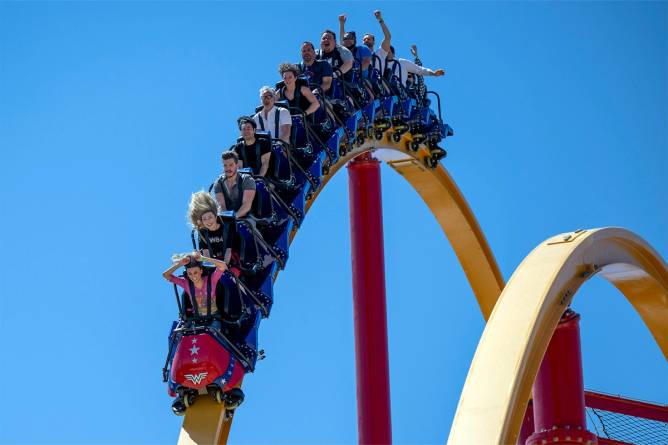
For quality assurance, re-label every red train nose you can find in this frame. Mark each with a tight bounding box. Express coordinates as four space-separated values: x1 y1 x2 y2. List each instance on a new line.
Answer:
170 333 231 389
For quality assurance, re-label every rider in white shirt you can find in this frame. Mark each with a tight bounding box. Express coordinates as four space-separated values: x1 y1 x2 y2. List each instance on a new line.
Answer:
252 86 292 144
361 10 392 74
385 45 445 86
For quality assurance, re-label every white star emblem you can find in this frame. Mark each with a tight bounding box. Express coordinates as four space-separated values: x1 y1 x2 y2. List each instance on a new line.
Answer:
192 358 199 363
190 345 200 355
191 338 198 344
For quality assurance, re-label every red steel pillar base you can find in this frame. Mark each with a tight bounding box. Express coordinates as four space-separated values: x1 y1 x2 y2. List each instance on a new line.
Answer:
347 153 392 445
527 309 597 445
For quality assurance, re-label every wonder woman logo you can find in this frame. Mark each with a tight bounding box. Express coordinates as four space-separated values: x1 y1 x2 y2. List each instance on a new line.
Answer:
184 372 208 385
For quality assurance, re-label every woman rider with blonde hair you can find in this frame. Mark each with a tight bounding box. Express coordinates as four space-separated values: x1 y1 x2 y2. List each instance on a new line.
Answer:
188 191 241 277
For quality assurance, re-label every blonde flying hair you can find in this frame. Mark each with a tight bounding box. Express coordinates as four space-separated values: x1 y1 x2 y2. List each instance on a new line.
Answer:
188 191 218 230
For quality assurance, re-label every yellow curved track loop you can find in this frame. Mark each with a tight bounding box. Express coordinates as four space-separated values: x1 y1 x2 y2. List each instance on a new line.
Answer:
447 227 668 445
177 132 506 444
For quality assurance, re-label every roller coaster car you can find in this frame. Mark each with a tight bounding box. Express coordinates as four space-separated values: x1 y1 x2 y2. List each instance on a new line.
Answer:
164 268 264 417
406 90 454 158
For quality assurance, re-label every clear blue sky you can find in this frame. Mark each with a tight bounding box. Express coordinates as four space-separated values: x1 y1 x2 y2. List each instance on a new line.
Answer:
0 2 666 444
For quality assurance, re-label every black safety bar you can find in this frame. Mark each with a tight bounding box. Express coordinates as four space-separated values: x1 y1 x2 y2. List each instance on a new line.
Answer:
385 59 410 102
426 90 443 122
286 104 335 165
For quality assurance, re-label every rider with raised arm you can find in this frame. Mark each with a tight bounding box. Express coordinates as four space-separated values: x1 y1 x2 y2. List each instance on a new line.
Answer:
362 10 392 74
385 45 445 86
316 29 354 80
298 41 333 95
232 117 271 177
338 14 372 73
213 151 256 218
252 86 291 144
162 252 228 317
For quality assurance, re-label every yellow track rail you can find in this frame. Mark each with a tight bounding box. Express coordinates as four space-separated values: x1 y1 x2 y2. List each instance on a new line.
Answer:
447 227 668 445
178 132 506 444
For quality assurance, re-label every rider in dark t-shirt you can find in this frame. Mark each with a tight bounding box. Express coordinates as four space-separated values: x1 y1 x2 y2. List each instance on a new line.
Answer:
188 191 242 276
276 63 321 119
316 30 354 81
197 218 236 261
233 117 272 176
299 41 333 94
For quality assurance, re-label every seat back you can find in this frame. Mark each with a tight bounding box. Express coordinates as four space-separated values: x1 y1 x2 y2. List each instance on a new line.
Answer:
269 141 293 183
253 179 275 222
291 114 308 149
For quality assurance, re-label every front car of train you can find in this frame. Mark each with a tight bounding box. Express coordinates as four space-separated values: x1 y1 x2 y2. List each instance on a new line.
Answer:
163 266 263 417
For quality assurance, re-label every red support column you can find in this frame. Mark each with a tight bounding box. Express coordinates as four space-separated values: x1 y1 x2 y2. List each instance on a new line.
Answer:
527 309 597 445
347 153 392 445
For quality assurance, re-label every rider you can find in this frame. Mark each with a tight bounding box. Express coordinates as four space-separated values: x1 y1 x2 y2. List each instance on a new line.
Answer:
338 15 372 73
162 252 228 318
362 10 392 75
277 63 321 118
213 151 256 218
298 41 333 95
188 190 241 277
385 45 445 86
253 86 292 144
316 29 354 81
232 117 271 176
163 252 252 343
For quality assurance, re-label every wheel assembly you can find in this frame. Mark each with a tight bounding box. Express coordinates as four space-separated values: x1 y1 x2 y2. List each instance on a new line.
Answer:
431 147 447 160
224 388 245 410
172 398 187 416
183 392 195 408
209 386 224 404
